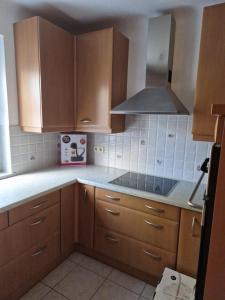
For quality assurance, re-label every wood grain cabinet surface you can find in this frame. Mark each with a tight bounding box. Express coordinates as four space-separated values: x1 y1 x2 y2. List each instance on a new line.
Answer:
14 16 75 133
61 185 75 257
0 212 8 230
78 184 95 248
192 3 225 141
95 199 179 252
95 226 176 280
75 27 129 133
176 209 202 277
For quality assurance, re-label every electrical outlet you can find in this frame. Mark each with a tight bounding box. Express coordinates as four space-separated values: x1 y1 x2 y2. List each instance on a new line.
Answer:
99 146 105 153
94 145 105 153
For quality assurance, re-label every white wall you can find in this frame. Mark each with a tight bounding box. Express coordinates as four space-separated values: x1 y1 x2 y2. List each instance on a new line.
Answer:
0 1 31 126
171 7 203 113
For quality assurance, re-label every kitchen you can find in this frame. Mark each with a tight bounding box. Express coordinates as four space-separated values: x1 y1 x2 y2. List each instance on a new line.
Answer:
0 0 224 299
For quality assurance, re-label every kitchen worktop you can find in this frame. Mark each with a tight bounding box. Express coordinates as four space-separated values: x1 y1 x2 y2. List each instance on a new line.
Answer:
0 165 205 213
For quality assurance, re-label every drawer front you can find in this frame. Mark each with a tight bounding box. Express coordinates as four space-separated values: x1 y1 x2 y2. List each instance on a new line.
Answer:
95 188 180 221
0 204 60 268
29 233 60 276
0 212 8 230
0 251 29 300
29 203 60 246
9 190 60 225
96 200 179 252
95 226 176 279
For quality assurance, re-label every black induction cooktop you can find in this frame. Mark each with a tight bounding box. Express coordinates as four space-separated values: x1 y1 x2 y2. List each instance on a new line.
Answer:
109 172 179 196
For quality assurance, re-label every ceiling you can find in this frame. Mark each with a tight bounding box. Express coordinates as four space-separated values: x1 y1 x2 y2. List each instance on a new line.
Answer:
11 0 225 20
7 0 225 32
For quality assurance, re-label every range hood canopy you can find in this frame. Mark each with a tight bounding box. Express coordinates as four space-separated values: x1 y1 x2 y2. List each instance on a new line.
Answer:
111 14 189 115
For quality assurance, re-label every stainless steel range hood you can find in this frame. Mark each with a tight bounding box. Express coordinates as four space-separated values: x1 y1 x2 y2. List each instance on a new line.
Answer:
111 15 189 115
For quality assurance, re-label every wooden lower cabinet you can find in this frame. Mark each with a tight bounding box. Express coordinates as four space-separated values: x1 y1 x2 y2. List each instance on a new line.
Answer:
0 251 29 300
95 199 179 252
78 184 95 248
61 185 75 257
0 203 60 268
176 209 202 277
95 226 176 280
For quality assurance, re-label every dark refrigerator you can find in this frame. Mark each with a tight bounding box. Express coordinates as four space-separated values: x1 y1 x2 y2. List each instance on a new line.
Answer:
195 143 221 300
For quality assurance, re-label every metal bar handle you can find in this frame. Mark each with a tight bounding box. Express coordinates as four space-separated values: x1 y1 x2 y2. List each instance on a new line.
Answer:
105 208 120 216
31 201 46 210
145 205 165 213
30 217 46 226
83 188 87 201
80 118 92 123
143 249 161 260
192 216 200 237
105 195 120 201
105 235 119 243
144 219 163 229
31 246 47 257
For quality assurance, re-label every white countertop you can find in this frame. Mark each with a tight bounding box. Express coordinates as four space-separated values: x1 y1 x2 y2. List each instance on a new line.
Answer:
0 165 205 213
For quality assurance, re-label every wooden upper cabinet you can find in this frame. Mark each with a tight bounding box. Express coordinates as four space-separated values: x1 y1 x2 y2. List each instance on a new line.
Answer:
14 16 75 133
192 3 225 141
76 27 129 133
176 209 202 278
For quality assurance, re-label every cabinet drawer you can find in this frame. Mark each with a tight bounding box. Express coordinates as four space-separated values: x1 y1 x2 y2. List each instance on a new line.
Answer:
95 188 180 221
95 226 176 279
95 200 179 252
0 212 8 230
0 204 60 267
9 190 60 225
30 233 60 276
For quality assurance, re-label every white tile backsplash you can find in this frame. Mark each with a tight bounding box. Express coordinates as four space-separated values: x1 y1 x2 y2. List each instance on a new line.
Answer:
9 126 59 174
88 115 212 182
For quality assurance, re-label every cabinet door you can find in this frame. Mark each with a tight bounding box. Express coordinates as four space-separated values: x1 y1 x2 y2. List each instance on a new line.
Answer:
192 3 225 141
0 252 29 300
78 184 95 248
61 185 75 256
14 16 74 133
76 28 113 132
176 209 201 277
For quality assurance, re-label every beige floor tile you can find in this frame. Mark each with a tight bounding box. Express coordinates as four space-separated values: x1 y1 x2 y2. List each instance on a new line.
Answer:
92 280 139 300
108 269 145 294
141 284 156 299
68 251 86 264
79 255 113 277
54 265 104 300
20 282 50 300
43 290 68 300
42 259 75 287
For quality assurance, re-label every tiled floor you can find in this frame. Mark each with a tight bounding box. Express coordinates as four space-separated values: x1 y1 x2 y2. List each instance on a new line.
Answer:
20 252 156 300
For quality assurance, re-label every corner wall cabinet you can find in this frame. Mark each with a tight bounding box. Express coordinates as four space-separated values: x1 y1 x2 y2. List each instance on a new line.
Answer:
192 3 225 141
14 17 129 134
14 16 75 133
75 27 129 133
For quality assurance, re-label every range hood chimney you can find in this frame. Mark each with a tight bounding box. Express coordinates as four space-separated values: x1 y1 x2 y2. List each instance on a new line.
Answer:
111 15 189 115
